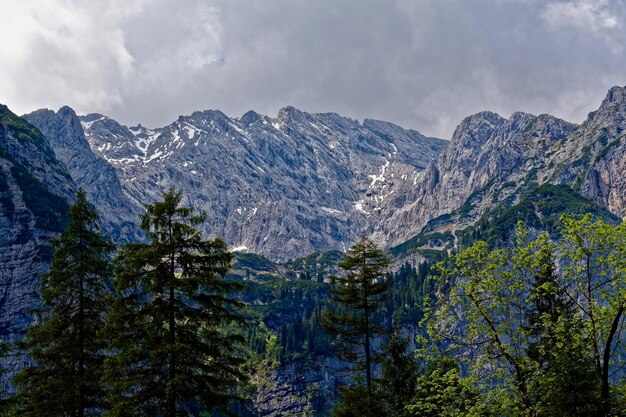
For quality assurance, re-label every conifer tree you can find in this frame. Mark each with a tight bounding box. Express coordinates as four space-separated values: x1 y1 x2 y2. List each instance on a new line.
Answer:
379 334 418 416
526 241 600 416
13 189 113 417
323 236 391 401
103 189 245 417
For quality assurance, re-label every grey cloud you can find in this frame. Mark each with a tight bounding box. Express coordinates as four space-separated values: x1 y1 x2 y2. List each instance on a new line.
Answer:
1 0 625 138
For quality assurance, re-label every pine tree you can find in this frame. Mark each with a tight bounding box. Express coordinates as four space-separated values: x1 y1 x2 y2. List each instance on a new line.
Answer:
527 236 600 416
13 189 113 416
525 240 568 366
323 236 391 401
103 189 246 417
379 334 418 416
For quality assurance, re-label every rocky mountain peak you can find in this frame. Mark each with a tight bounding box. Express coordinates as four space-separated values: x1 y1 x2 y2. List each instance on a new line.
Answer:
449 111 506 148
81 113 106 123
604 85 626 105
509 111 536 126
590 85 626 134
277 106 307 124
22 107 143 242
240 110 263 126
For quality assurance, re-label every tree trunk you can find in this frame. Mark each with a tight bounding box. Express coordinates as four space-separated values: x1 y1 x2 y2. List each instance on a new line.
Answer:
600 304 625 417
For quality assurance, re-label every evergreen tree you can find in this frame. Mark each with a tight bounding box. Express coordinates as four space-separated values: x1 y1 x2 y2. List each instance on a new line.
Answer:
103 189 245 417
379 334 418 416
526 240 600 416
331 385 388 417
323 236 391 401
13 189 113 416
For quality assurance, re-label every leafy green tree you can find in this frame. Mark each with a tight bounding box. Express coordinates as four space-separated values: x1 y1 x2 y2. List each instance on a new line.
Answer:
322 236 391 401
13 189 114 417
528 316 600 417
103 189 246 417
560 214 626 416
402 356 487 417
429 226 539 415
428 218 622 416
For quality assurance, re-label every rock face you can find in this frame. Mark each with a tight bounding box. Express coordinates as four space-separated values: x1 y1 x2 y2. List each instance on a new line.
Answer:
370 110 578 242
251 358 339 417
27 106 446 260
545 86 626 213
22 107 142 242
371 86 626 241
0 104 75 392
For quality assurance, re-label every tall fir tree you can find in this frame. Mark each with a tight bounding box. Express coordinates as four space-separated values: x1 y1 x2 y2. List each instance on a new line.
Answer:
103 189 246 417
526 240 600 417
323 236 391 404
13 189 114 417
379 334 418 416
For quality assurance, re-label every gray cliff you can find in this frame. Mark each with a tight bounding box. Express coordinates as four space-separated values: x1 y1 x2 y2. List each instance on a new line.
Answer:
0 105 75 392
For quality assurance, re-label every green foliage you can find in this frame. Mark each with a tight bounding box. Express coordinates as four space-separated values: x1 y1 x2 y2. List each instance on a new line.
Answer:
426 216 626 416
103 189 246 417
331 385 388 417
286 250 345 280
13 189 114 417
402 357 487 417
379 334 419 416
386 261 434 326
239 256 435 381
529 317 600 417
429 227 538 414
235 252 277 273
389 232 453 258
559 214 626 415
525 235 601 416
0 104 49 155
241 275 334 363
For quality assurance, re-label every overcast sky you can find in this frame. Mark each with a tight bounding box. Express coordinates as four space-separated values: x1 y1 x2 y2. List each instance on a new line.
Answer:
1 0 625 138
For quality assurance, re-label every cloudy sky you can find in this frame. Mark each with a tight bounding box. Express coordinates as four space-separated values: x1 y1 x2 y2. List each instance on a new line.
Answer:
1 0 625 138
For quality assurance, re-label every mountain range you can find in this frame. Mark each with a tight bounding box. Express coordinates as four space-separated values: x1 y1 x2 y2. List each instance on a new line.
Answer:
17 86 626 262
23 105 446 260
